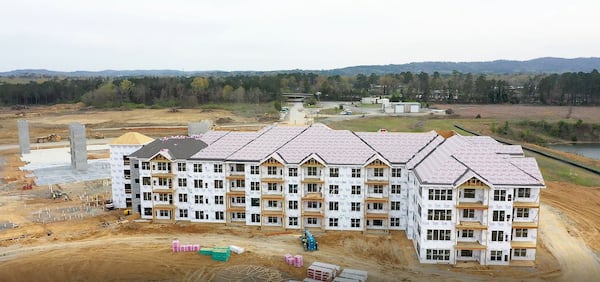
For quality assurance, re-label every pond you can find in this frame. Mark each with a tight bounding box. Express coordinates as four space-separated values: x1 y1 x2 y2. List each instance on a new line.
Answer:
548 143 600 160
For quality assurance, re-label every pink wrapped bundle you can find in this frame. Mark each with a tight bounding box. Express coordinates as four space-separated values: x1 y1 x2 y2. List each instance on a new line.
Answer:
294 255 303 267
172 240 180 253
193 244 200 251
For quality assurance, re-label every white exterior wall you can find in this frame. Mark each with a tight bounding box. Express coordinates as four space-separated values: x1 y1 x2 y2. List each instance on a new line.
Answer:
285 165 301 229
109 144 143 209
245 163 262 226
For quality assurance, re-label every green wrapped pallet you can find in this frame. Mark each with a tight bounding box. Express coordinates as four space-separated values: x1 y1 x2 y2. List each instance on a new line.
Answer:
199 248 213 255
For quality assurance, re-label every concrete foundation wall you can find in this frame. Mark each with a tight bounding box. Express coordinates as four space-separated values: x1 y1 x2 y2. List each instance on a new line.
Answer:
17 119 30 154
69 123 88 170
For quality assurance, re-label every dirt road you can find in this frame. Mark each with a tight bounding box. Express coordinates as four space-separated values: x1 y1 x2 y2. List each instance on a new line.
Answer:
539 204 600 281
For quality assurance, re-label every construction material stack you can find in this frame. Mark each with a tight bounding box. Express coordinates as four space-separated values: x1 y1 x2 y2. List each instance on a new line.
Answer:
306 262 340 282
211 246 231 262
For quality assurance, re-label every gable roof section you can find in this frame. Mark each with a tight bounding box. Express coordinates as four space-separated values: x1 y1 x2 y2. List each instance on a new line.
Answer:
129 136 208 160
414 135 543 187
356 131 438 164
228 126 307 161
190 131 259 160
110 132 154 145
277 124 375 165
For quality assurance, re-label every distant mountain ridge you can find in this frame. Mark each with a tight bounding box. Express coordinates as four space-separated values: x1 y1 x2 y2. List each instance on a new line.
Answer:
2 57 599 77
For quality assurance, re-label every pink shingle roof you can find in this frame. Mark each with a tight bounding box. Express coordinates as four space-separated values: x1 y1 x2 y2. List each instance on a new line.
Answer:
228 126 307 161
357 131 439 164
414 135 543 186
191 131 259 160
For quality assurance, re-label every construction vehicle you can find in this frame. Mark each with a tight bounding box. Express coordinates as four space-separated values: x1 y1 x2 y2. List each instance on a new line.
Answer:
36 133 61 143
94 132 105 139
104 200 114 210
300 229 319 251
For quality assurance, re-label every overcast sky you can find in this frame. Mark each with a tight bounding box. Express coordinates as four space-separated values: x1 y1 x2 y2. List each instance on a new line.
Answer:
1 0 599 71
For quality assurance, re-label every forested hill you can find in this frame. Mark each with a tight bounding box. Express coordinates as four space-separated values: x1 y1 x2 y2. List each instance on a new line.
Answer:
2 57 599 77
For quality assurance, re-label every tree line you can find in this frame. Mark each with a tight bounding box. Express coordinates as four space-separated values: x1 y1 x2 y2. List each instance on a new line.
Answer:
1 70 599 107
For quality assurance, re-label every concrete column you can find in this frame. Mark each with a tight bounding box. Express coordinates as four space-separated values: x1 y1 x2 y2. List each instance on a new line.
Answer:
188 120 212 136
17 119 30 154
69 123 88 170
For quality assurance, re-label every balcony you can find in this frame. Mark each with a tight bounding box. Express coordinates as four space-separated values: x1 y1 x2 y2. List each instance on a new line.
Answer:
262 209 284 216
301 192 323 201
226 205 246 212
512 221 538 229
301 174 324 183
456 201 488 209
365 212 389 219
455 241 487 250
513 201 539 208
153 186 174 193
511 241 537 249
226 174 246 180
456 221 487 230
302 210 323 217
365 178 389 185
154 201 174 208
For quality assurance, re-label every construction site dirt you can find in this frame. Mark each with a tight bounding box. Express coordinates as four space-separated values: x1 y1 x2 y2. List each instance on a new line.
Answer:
1 105 600 281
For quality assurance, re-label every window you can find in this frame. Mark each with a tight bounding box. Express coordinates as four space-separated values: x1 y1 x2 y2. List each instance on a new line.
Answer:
194 179 203 188
142 177 151 185
251 198 260 207
391 201 401 211
231 196 245 204
178 178 187 187
214 196 224 205
490 250 502 261
144 208 152 216
231 212 245 220
390 217 400 227
328 201 339 211
233 179 245 188
515 208 530 218
214 164 223 173
391 168 401 177
351 185 361 195
141 162 150 170
195 211 204 219
250 166 259 175
179 209 188 218
250 182 260 191
267 166 277 175
251 213 260 223
289 217 298 226
427 209 452 220
460 250 473 257
307 217 318 225
491 231 504 242
157 162 169 171
267 183 279 192
494 190 507 201
463 189 476 198
461 230 474 238
514 249 527 257
329 218 339 227
288 167 298 177
307 167 318 176
428 189 453 200
369 202 384 210
195 195 203 204
492 210 506 222
234 164 244 172
515 228 528 238
351 218 361 228
307 201 320 209
351 168 361 178
158 210 170 217
426 249 450 261
178 194 188 203
372 185 383 194
391 185 401 194
215 211 224 220
329 168 339 177
307 183 319 193
351 202 361 211
517 188 531 198
143 192 152 201
177 163 186 172
329 185 339 194
214 180 223 189
426 229 451 241
462 209 475 218
267 200 279 208
193 163 202 173
288 200 298 210
157 177 171 187
288 184 298 194
373 168 384 177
